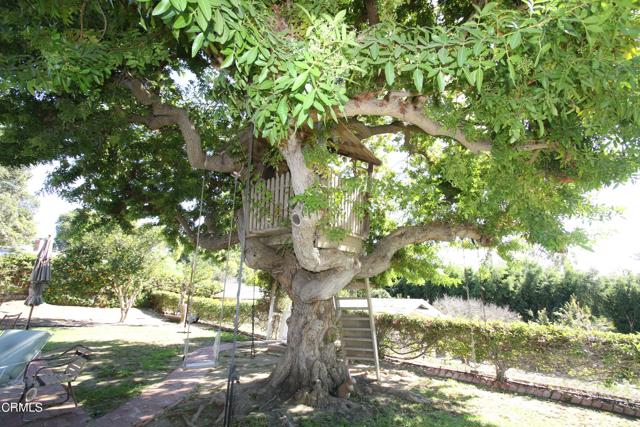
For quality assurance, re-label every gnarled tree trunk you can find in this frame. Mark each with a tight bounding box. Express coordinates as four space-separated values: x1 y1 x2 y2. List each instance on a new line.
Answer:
263 286 349 406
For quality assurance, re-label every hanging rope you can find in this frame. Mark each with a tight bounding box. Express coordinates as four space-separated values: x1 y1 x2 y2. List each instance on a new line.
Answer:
223 123 254 427
184 171 207 328
211 173 240 362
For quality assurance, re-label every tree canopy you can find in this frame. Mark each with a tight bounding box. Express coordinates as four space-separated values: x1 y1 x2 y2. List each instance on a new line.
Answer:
0 166 37 247
1 0 639 406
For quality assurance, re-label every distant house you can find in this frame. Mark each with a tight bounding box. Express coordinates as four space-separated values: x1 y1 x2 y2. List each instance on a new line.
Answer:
211 279 264 301
338 298 443 318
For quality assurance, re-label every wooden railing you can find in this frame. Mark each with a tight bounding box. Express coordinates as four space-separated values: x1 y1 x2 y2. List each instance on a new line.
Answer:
247 171 366 238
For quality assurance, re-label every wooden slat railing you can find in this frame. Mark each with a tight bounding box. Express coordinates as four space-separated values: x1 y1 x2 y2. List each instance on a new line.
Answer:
248 171 366 237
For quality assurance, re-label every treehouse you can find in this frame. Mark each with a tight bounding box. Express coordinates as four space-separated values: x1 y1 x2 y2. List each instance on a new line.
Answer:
247 124 381 254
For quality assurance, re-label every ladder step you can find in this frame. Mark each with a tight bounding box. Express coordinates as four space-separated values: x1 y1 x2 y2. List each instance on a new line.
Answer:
340 316 370 321
338 306 369 310
344 347 374 352
342 327 372 331
342 337 373 342
346 356 377 361
336 297 368 300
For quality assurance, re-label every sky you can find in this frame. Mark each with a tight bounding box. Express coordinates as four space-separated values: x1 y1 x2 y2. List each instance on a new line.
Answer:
27 162 640 275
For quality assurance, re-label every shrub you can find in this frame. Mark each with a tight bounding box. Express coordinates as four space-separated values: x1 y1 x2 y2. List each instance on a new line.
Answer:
375 313 640 384
432 295 521 322
0 251 35 302
149 291 265 328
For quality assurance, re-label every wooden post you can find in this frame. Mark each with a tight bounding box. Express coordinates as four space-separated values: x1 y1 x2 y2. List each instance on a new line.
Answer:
362 163 375 238
265 280 278 340
364 277 381 381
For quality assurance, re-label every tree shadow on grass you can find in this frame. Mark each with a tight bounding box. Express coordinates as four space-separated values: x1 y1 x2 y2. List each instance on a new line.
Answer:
38 333 239 418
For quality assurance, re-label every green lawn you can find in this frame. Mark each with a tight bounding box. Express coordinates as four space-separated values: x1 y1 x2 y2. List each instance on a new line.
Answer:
34 324 239 418
244 377 637 427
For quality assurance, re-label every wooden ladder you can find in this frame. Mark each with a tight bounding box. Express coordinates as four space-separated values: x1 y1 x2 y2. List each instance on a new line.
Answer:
335 278 381 381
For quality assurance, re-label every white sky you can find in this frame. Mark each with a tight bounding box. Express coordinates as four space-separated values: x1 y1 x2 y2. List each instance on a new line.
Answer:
27 162 640 274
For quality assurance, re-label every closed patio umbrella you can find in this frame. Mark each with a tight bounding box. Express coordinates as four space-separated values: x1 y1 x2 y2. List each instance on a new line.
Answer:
24 235 53 330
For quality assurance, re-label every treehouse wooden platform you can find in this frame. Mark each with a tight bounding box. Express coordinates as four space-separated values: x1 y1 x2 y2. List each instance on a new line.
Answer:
247 125 381 254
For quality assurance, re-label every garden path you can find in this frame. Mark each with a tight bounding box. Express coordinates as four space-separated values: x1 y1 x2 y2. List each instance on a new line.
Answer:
0 300 168 328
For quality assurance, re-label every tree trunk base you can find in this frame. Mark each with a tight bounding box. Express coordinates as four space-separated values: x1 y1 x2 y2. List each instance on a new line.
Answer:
219 298 349 422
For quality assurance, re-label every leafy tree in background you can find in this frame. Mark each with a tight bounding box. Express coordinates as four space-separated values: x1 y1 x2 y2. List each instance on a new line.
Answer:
0 166 37 247
1 0 639 407
53 222 167 322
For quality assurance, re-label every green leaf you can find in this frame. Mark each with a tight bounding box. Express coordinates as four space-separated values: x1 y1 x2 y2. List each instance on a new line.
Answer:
170 0 187 12
295 110 307 128
220 54 234 69
384 62 395 86
476 68 483 91
214 9 224 35
173 15 190 29
247 47 258 64
277 98 289 125
195 11 209 31
456 48 467 68
437 47 449 65
369 42 379 60
507 32 522 49
197 0 212 21
291 71 309 91
436 71 446 93
464 68 476 86
191 33 205 57
413 68 424 92
302 90 315 110
152 0 171 16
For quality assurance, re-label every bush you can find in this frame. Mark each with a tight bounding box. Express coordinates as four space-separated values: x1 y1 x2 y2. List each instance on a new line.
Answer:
149 291 265 328
432 295 521 322
376 313 640 384
385 262 640 333
0 251 35 302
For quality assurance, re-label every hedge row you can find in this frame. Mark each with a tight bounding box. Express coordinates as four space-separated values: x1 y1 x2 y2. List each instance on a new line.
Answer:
375 313 640 384
150 291 265 328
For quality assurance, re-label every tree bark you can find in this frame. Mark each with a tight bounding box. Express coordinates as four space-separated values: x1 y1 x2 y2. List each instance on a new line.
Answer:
264 294 349 405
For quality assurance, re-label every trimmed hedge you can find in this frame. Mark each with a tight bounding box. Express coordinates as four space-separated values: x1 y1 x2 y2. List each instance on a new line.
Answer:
150 291 265 327
375 313 640 384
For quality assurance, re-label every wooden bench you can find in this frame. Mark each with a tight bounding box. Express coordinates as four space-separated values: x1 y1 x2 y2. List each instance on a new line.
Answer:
19 345 92 408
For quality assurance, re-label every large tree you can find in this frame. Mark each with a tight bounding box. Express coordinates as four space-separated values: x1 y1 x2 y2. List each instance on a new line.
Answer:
0 166 37 247
1 0 639 413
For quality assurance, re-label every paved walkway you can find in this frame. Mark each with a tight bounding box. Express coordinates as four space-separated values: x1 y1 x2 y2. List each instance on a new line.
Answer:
0 301 168 328
90 343 234 427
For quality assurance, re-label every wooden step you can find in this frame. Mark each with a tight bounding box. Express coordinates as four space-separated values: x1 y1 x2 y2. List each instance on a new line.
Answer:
344 347 374 352
341 327 371 331
340 316 369 321
336 297 367 300
342 337 373 342
345 356 377 361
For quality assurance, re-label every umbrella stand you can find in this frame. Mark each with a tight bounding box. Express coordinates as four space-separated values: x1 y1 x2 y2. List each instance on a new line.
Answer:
25 305 35 330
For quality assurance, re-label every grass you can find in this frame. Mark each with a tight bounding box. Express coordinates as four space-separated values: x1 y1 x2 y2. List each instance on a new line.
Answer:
241 377 638 427
33 323 240 418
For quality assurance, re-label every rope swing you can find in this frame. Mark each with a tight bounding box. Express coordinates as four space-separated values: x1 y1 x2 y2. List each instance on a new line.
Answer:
223 124 254 427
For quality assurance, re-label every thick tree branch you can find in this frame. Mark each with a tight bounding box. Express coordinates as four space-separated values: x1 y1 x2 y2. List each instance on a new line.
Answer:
357 222 489 278
280 134 360 273
175 213 239 251
342 93 551 153
122 78 239 173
